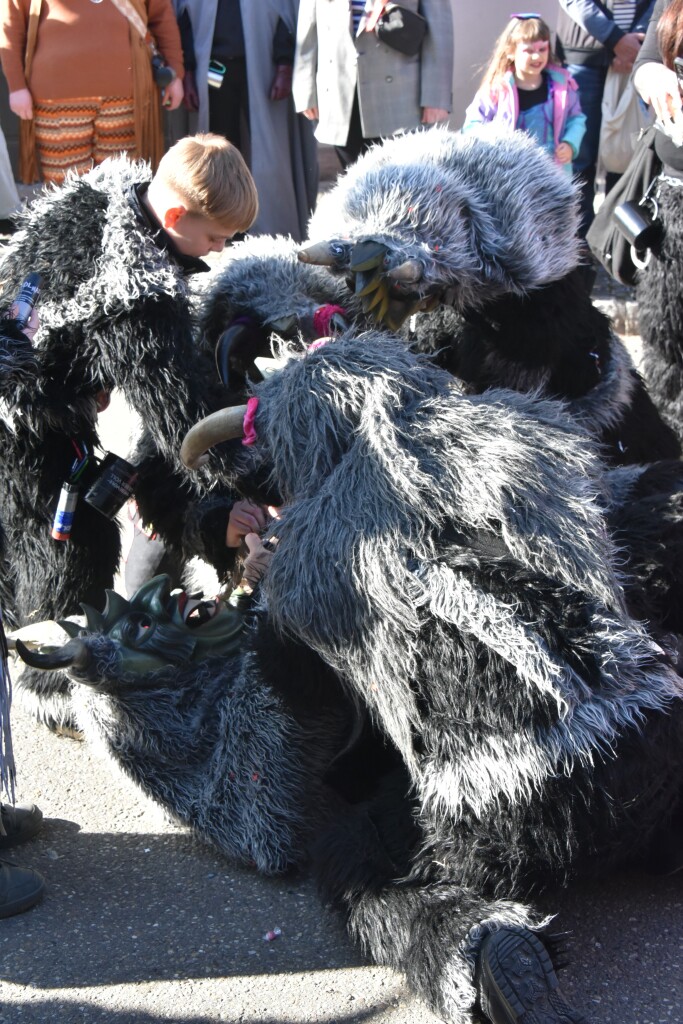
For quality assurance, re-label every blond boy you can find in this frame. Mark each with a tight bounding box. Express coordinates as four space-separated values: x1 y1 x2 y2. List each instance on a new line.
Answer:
0 133 258 735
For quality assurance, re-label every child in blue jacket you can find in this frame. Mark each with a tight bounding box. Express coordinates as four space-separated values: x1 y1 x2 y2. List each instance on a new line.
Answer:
463 13 586 174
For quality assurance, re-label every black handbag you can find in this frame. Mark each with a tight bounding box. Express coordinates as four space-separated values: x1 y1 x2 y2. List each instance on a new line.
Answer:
586 122 662 286
372 3 428 57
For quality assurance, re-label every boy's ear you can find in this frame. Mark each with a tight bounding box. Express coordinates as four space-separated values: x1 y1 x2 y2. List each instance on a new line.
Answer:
164 205 188 229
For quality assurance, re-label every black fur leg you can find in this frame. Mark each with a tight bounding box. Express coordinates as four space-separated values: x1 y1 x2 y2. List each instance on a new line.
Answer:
477 928 591 1024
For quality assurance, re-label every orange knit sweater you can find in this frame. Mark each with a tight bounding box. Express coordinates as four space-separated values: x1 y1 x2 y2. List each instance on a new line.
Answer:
0 0 183 101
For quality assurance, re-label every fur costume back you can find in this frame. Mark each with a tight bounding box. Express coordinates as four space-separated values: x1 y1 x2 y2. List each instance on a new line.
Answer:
0 158 237 726
302 127 680 465
25 330 683 1023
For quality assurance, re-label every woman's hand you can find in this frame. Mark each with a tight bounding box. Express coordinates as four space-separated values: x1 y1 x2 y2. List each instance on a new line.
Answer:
634 61 683 127
302 107 319 120
9 88 33 120
161 76 184 111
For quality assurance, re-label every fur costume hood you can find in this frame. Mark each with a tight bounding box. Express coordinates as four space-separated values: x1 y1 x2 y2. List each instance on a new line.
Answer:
307 127 582 310
1 157 189 334
195 234 356 348
205 333 682 821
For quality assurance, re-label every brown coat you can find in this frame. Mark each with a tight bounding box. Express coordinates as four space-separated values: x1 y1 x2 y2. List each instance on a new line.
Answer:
0 0 183 182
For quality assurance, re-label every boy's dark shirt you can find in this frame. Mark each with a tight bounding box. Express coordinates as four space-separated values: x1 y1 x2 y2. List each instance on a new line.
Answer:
129 182 210 276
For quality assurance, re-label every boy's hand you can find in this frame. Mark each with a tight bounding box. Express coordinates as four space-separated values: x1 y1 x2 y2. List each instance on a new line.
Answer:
226 500 268 548
555 142 573 164
242 532 276 588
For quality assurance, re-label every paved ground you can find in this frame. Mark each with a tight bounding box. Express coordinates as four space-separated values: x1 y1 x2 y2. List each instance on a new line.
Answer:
1 159 681 1024
3 644 683 1024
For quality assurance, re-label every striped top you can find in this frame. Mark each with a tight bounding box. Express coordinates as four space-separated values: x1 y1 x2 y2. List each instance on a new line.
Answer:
351 0 367 34
612 1 637 30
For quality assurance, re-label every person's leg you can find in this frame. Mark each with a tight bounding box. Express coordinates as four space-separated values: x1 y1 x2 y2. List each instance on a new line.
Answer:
208 58 249 153
33 98 99 185
0 129 20 223
92 96 136 166
335 91 380 168
566 64 607 237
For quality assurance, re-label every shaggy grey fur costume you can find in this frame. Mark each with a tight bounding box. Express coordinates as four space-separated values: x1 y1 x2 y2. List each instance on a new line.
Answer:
22 332 683 1023
195 227 683 648
302 127 680 465
0 158 237 728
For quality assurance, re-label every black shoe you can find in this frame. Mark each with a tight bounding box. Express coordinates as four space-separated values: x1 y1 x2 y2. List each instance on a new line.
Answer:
0 859 45 918
0 803 43 850
477 927 591 1024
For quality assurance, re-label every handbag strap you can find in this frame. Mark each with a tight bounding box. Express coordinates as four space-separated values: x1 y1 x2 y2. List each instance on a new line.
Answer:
108 0 147 42
365 0 389 32
24 0 43 81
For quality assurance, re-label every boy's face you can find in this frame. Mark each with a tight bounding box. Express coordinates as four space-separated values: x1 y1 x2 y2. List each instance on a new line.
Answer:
166 209 236 258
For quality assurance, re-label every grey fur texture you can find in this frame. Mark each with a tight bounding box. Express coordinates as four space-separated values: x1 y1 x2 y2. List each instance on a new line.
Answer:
68 635 324 874
196 234 352 339
229 332 682 814
309 127 582 307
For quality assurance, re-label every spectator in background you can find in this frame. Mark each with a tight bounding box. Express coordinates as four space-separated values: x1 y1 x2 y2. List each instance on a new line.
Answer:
293 0 453 169
462 14 586 176
176 0 318 242
632 0 683 443
556 0 655 236
0 127 20 234
0 0 184 186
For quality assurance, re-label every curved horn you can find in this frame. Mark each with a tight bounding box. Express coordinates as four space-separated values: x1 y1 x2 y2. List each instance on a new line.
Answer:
387 260 423 284
297 242 338 266
15 637 90 672
180 406 248 470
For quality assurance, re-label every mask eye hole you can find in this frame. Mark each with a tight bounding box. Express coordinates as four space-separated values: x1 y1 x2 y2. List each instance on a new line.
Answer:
122 612 156 646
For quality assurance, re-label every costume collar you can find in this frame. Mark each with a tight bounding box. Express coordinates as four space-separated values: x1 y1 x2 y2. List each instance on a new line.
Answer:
129 182 210 276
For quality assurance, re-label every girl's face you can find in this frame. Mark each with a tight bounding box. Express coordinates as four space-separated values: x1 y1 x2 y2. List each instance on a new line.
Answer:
509 39 549 81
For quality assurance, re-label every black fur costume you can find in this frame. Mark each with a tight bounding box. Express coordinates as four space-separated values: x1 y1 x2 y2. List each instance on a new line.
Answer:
20 332 683 1024
636 180 683 445
0 159 238 727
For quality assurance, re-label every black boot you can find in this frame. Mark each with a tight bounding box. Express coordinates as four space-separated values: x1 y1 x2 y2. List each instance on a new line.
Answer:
477 927 592 1024
0 859 45 918
0 803 43 850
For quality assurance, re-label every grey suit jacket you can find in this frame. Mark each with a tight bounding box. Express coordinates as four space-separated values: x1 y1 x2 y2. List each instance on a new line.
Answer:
293 0 453 145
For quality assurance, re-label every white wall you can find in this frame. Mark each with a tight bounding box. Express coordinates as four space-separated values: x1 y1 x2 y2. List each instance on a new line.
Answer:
449 0 559 126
